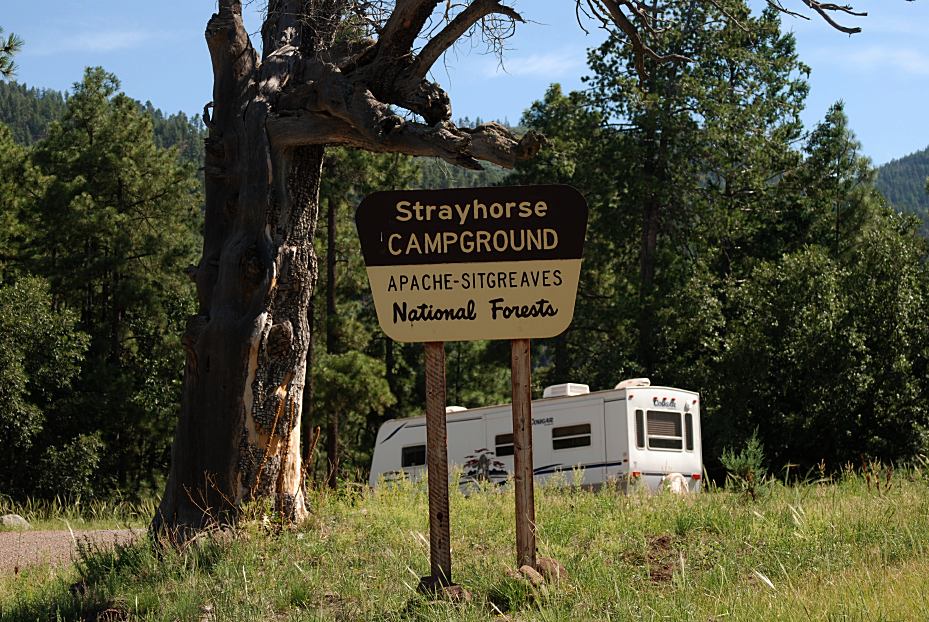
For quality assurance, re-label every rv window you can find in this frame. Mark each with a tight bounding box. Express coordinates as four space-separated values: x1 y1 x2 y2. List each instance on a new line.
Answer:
495 433 514 457
635 410 645 449
685 412 694 451
646 410 683 451
401 444 426 467
552 423 591 450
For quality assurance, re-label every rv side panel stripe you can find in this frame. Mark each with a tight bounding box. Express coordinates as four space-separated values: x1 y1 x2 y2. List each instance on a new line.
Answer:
532 460 627 476
379 423 407 444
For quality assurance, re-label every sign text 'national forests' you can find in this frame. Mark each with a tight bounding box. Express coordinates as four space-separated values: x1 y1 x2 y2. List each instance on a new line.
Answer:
355 185 588 342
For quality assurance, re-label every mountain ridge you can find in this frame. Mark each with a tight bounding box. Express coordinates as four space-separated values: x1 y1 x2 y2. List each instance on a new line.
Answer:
875 145 929 235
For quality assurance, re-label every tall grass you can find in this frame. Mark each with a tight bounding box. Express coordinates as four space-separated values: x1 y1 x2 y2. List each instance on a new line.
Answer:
3 467 929 621
0 494 156 531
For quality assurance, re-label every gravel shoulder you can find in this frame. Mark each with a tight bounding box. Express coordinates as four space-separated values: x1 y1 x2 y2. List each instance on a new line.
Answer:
0 529 142 574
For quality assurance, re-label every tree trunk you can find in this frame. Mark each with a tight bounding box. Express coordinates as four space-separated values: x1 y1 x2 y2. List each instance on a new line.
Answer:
637 126 660 373
384 338 398 420
325 410 339 489
155 143 323 535
325 196 339 488
154 6 321 537
302 296 316 469
637 112 669 374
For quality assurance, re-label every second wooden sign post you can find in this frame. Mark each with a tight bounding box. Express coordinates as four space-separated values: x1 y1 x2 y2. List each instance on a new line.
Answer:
356 185 588 588
510 337 535 568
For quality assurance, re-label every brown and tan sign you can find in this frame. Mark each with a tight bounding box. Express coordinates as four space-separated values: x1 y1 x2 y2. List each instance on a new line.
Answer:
355 185 588 342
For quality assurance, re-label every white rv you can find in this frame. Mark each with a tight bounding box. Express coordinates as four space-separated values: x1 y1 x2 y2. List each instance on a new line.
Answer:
369 379 703 492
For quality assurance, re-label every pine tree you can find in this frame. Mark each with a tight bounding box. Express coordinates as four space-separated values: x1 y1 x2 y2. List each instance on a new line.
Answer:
0 28 22 79
17 68 202 494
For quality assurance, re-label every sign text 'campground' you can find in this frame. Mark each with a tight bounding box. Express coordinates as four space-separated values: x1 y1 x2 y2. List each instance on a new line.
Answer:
355 185 588 342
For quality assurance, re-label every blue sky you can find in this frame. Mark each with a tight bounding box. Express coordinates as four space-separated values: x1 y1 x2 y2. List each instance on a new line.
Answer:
4 1 927 165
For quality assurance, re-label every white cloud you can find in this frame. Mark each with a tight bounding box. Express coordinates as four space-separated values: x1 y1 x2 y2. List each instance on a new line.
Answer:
481 50 584 79
28 29 165 56
861 16 928 36
831 45 929 77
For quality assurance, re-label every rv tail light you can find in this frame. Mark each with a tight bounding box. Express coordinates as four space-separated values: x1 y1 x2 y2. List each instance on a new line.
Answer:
631 471 641 478
691 473 701 480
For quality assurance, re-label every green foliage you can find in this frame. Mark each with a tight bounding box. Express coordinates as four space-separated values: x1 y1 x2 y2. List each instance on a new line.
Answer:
511 1 810 387
720 431 767 499
770 102 883 261
0 123 43 275
36 433 106 499
0 277 88 495
20 68 201 495
713 211 929 470
311 351 396 472
0 78 205 161
507 83 638 389
143 101 206 168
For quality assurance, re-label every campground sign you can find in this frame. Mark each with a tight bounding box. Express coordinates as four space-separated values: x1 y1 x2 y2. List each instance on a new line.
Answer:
356 183 588 588
355 185 588 342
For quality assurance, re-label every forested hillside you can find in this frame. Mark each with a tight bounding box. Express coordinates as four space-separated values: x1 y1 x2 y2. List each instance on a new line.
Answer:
876 146 929 234
0 79 206 164
0 80 65 144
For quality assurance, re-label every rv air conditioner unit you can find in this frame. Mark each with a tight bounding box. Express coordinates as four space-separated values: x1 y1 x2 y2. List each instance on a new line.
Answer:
615 378 651 390
542 383 590 398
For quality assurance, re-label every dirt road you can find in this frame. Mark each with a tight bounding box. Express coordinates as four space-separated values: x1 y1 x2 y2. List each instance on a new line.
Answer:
0 529 141 574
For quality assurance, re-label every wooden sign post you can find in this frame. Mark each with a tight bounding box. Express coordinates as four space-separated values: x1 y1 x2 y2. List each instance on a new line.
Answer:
423 341 452 586
510 338 535 567
356 185 587 583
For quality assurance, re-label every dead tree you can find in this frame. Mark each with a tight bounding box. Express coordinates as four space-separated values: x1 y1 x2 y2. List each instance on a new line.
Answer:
153 0 874 537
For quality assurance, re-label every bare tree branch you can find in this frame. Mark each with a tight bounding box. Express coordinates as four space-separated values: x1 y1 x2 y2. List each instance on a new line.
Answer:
270 67 543 170
206 4 257 115
269 111 543 168
589 0 692 81
764 0 811 21
816 2 867 17
376 0 443 61
705 0 751 33
408 0 524 79
800 0 864 34
271 0 875 173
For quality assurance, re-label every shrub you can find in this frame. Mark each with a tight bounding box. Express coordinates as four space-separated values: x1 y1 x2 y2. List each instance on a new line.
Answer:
720 431 767 500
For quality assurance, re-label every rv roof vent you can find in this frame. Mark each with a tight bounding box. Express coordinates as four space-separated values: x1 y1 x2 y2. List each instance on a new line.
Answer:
542 383 590 399
615 378 651 390
445 406 468 414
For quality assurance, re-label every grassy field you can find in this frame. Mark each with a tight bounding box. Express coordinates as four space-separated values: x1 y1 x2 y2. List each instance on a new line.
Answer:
3 470 929 621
